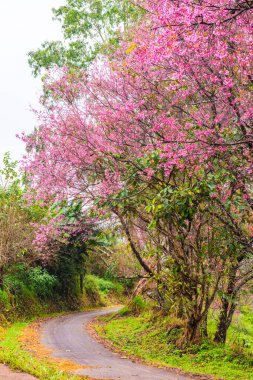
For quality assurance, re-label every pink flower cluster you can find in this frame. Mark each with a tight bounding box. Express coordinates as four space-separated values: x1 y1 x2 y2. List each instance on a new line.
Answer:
22 0 253 227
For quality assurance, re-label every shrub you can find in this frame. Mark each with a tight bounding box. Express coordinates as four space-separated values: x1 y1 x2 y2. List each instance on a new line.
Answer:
0 289 11 313
27 267 58 300
118 306 131 316
2 265 58 319
90 275 124 295
130 296 146 315
4 266 58 300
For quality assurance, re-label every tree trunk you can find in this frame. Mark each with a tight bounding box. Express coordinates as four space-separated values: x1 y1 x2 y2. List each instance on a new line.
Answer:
0 267 4 289
214 299 229 343
185 315 202 343
214 299 237 343
201 313 208 338
214 265 238 344
80 273 84 294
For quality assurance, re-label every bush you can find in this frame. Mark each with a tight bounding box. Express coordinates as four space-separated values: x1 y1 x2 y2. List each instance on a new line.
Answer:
13 286 42 317
82 275 125 306
4 266 58 300
0 285 42 320
118 306 131 316
27 267 58 300
0 289 11 313
89 275 124 295
0 265 59 320
130 296 146 315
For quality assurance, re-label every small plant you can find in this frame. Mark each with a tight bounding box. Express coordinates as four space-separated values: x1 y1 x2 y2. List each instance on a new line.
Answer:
130 296 146 315
118 306 130 316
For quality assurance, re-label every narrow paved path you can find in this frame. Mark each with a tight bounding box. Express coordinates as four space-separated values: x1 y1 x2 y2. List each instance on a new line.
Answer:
0 364 36 380
41 308 207 380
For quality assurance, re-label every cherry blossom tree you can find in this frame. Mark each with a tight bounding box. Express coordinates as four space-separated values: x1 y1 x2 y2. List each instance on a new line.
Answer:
23 0 253 342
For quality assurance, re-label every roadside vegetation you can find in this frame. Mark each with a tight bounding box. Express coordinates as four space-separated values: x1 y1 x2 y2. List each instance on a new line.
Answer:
0 153 130 324
94 298 253 380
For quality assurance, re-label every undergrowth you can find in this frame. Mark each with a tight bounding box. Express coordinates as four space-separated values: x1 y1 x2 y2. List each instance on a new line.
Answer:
84 275 124 305
94 300 253 380
0 273 124 324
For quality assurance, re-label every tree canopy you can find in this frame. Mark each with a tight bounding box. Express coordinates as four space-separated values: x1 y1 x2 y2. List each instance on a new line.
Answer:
28 0 140 76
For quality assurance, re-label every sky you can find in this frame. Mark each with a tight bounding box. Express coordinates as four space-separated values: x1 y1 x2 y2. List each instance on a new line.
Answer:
0 0 64 162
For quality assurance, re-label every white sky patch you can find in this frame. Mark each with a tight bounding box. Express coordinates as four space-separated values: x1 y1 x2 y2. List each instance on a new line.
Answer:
0 0 64 162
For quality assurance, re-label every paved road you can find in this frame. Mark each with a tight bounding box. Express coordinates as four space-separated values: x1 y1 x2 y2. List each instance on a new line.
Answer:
41 308 208 380
0 364 36 380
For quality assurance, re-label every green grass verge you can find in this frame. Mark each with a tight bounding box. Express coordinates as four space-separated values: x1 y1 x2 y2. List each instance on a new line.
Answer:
0 321 86 379
94 309 253 380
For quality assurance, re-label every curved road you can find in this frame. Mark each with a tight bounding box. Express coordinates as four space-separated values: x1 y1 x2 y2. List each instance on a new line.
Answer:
41 308 207 380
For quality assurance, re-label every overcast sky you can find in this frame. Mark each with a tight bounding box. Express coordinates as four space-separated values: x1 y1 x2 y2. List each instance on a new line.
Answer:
0 0 64 162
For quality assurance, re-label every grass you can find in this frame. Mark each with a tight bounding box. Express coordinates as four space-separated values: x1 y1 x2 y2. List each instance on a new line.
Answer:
0 321 87 379
87 275 124 296
227 306 253 352
93 307 253 380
